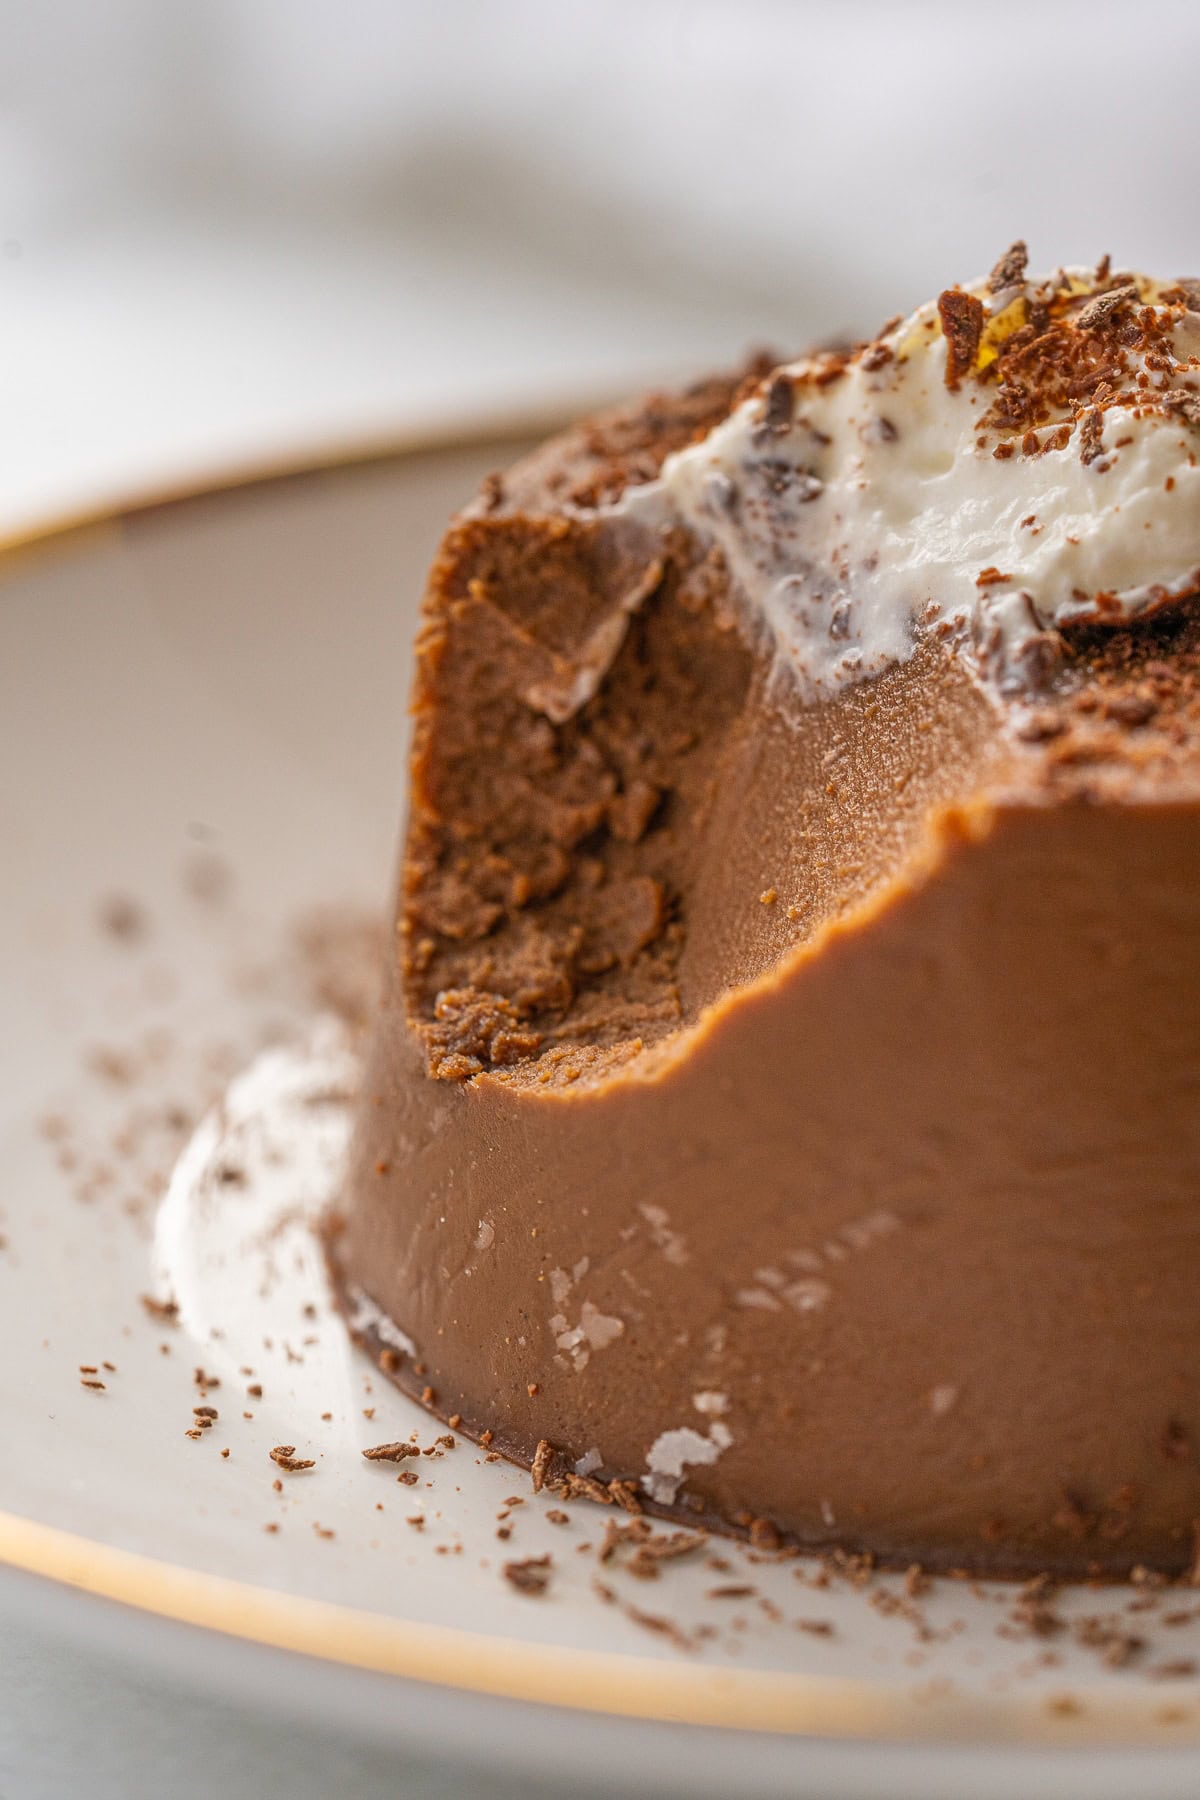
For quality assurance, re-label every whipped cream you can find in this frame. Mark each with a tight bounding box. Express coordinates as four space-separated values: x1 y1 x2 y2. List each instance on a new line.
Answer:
626 253 1200 699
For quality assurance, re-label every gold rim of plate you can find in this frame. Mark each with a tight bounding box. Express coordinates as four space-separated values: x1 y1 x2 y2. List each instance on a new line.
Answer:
1 426 1197 1749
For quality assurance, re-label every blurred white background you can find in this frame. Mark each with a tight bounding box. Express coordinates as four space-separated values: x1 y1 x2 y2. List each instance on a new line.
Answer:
1 0 1197 528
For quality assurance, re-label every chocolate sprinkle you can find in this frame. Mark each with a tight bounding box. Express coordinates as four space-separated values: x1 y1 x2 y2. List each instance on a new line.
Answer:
1075 285 1138 331
761 373 796 435
937 289 986 390
503 1554 553 1596
269 1445 315 1472
988 240 1029 294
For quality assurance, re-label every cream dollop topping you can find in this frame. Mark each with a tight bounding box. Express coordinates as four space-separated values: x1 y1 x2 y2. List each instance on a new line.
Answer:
630 254 1200 698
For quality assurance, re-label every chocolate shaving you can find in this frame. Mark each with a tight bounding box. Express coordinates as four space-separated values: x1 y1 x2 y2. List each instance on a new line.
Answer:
479 472 505 514
937 289 985 390
269 1445 315 1472
503 1554 553 1596
607 1478 643 1515
761 373 795 435
1075 285 1138 331
530 1437 556 1494
1164 391 1200 428
860 341 893 373
988 240 1028 294
599 1518 652 1563
1079 408 1106 467
362 1441 420 1463
139 1293 179 1324
548 1471 614 1506
620 1604 696 1653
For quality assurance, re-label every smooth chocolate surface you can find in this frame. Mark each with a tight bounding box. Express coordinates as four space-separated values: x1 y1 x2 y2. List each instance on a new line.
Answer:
331 366 1200 1577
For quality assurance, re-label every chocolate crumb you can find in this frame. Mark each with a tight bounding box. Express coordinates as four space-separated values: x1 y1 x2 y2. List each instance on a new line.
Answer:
480 472 506 514
548 1471 613 1507
1076 284 1138 330
269 1445 315 1473
503 1554 553 1595
761 373 795 436
607 1479 643 1515
530 1438 556 1494
1079 408 1106 467
139 1294 179 1324
620 1603 696 1653
1045 1695 1083 1718
98 894 148 943
937 289 985 389
362 1441 420 1463
748 1517 782 1552
988 240 1029 294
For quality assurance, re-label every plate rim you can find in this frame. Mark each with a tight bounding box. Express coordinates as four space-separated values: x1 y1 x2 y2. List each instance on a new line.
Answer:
0 396 588 560
3 1503 1197 1750
4 436 1199 1754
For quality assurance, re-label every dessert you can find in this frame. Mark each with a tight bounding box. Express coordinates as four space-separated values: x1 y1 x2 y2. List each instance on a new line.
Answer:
330 249 1200 1576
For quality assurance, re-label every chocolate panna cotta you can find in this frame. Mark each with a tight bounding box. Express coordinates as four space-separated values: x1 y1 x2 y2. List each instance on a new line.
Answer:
329 248 1200 1577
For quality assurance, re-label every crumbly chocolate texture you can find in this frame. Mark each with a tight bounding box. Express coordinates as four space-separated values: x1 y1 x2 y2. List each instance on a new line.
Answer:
402 363 768 1085
334 337 1200 1578
401 350 1200 1086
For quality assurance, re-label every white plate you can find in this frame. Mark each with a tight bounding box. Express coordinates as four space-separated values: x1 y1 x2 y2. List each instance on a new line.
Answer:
2 443 1200 1800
